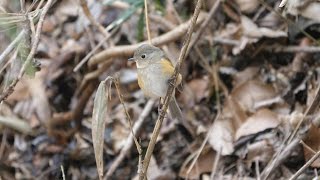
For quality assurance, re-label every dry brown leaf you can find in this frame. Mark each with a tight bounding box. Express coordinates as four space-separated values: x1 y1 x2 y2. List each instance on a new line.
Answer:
27 74 51 124
235 108 279 140
208 96 247 155
186 77 209 102
235 0 259 14
233 67 260 87
92 81 108 179
6 79 30 102
303 124 320 167
232 80 277 112
179 148 216 179
224 96 248 126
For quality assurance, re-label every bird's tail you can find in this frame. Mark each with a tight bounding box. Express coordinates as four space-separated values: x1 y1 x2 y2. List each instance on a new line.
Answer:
169 97 183 121
168 97 195 136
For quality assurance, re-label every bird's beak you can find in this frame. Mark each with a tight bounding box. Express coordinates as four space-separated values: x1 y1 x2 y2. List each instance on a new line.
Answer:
128 57 135 61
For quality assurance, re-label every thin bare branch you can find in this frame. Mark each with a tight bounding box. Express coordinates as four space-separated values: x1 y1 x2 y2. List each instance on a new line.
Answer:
0 0 54 102
140 0 203 179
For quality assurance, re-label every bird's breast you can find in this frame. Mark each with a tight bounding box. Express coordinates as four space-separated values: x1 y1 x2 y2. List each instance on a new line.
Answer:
137 64 170 98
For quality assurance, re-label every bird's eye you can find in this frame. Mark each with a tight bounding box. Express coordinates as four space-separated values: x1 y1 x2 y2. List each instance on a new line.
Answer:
141 54 146 59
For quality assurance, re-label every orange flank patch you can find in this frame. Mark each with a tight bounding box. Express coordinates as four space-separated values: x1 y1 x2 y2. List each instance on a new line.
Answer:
137 75 144 89
160 58 182 86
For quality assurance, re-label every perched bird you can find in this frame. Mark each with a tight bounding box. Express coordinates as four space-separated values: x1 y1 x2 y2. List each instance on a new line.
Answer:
128 44 183 122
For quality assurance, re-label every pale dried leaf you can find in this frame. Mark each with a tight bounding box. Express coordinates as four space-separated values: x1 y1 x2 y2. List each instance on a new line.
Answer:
232 80 277 112
246 140 274 163
28 74 51 124
241 16 287 38
233 67 260 87
92 81 108 178
300 2 320 21
208 118 234 155
147 156 175 179
235 0 259 13
235 109 280 140
0 115 32 134
186 77 209 102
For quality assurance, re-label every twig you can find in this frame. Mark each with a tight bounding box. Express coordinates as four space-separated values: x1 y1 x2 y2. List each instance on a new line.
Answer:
261 138 301 180
266 46 320 53
0 128 7 159
210 148 221 180
255 159 261 180
60 165 66 180
74 1 119 72
288 82 320 144
289 150 320 180
187 113 220 177
88 13 205 66
73 27 118 72
261 80 320 179
258 0 319 46
279 0 288 7
140 0 203 179
0 30 25 65
106 100 155 178
144 0 151 44
0 50 17 75
79 0 112 39
149 14 175 31
0 0 54 102
113 77 142 155
186 0 221 56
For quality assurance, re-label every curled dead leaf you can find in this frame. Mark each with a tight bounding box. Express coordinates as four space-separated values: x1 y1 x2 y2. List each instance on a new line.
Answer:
235 108 280 140
304 124 320 167
179 148 216 179
232 80 277 112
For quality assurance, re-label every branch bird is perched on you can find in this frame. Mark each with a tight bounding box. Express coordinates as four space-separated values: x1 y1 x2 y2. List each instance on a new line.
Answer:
128 44 183 122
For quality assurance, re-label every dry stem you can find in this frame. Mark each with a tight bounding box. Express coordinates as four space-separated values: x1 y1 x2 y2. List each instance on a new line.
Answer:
140 0 203 179
289 150 320 180
144 0 151 44
186 0 221 56
113 77 142 155
187 113 220 177
0 30 25 65
0 0 54 102
88 13 205 67
106 100 155 178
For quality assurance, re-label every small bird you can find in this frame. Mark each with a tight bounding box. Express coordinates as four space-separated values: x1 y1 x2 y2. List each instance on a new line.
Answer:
128 44 183 122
